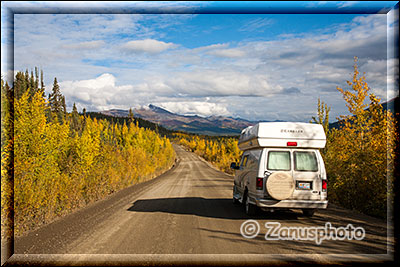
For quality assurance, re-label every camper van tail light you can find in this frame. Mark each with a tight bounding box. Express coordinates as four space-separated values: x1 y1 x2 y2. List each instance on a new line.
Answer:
322 180 327 192
287 142 297 147
256 177 263 190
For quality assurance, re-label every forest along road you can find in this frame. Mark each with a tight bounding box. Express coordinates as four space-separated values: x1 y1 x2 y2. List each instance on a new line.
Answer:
13 144 393 264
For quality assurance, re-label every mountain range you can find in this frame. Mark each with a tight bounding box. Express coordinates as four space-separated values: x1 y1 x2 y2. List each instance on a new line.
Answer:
100 104 258 136
99 96 398 136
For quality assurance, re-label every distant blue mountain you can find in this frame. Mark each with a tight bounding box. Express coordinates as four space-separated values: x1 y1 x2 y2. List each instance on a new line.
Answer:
99 97 399 136
100 104 289 136
100 105 257 136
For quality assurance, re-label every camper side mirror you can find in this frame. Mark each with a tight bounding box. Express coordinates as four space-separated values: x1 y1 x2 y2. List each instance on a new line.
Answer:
230 162 239 170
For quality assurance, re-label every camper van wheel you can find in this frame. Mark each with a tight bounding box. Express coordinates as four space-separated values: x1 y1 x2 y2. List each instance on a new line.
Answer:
302 209 316 217
244 194 257 216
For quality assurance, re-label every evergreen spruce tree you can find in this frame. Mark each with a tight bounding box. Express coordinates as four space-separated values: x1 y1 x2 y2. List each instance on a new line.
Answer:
128 108 134 124
49 77 64 123
34 67 39 91
25 69 29 88
29 70 36 99
14 72 27 99
46 93 53 122
82 108 87 130
62 95 67 121
71 102 81 134
40 69 45 97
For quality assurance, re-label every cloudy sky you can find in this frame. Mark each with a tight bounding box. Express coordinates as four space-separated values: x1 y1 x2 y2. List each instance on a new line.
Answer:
2 1 399 122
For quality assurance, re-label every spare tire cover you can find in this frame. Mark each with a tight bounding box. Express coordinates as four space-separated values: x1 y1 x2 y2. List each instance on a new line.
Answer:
266 172 295 200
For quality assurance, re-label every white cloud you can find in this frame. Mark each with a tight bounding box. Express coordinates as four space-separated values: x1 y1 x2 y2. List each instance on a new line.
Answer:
121 39 176 54
238 17 275 32
59 73 135 111
337 1 359 8
192 43 246 58
157 101 231 117
162 70 281 97
61 40 105 50
193 43 229 52
206 48 246 58
10 11 395 122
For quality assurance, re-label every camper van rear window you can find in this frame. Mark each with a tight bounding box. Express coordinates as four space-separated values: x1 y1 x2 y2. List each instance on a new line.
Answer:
294 151 318 172
267 151 291 171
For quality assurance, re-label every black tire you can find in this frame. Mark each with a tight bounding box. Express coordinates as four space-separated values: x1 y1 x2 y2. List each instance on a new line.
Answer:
233 186 240 205
244 193 258 216
302 209 316 217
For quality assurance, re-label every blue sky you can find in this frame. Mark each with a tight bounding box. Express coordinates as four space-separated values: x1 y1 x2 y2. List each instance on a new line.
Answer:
1 1 399 122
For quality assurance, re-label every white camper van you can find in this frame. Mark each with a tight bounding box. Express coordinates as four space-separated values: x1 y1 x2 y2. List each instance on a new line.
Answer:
231 122 328 217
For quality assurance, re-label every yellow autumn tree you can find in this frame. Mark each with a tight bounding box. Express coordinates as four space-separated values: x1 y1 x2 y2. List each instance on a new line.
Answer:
1 79 13 239
14 90 70 232
6 67 177 236
310 97 331 157
325 57 397 218
174 133 242 174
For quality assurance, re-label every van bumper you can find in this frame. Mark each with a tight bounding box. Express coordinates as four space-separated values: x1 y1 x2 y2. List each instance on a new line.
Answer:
255 198 328 209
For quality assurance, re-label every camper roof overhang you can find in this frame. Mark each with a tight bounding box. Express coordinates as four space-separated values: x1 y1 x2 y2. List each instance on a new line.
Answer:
238 122 326 151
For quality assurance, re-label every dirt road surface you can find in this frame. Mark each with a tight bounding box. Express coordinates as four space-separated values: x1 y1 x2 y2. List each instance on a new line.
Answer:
5 145 394 265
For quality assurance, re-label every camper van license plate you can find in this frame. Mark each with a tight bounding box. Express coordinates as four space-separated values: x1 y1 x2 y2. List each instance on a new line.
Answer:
298 182 311 190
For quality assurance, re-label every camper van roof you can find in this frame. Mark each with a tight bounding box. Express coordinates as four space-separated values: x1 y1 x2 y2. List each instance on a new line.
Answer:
238 122 326 150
